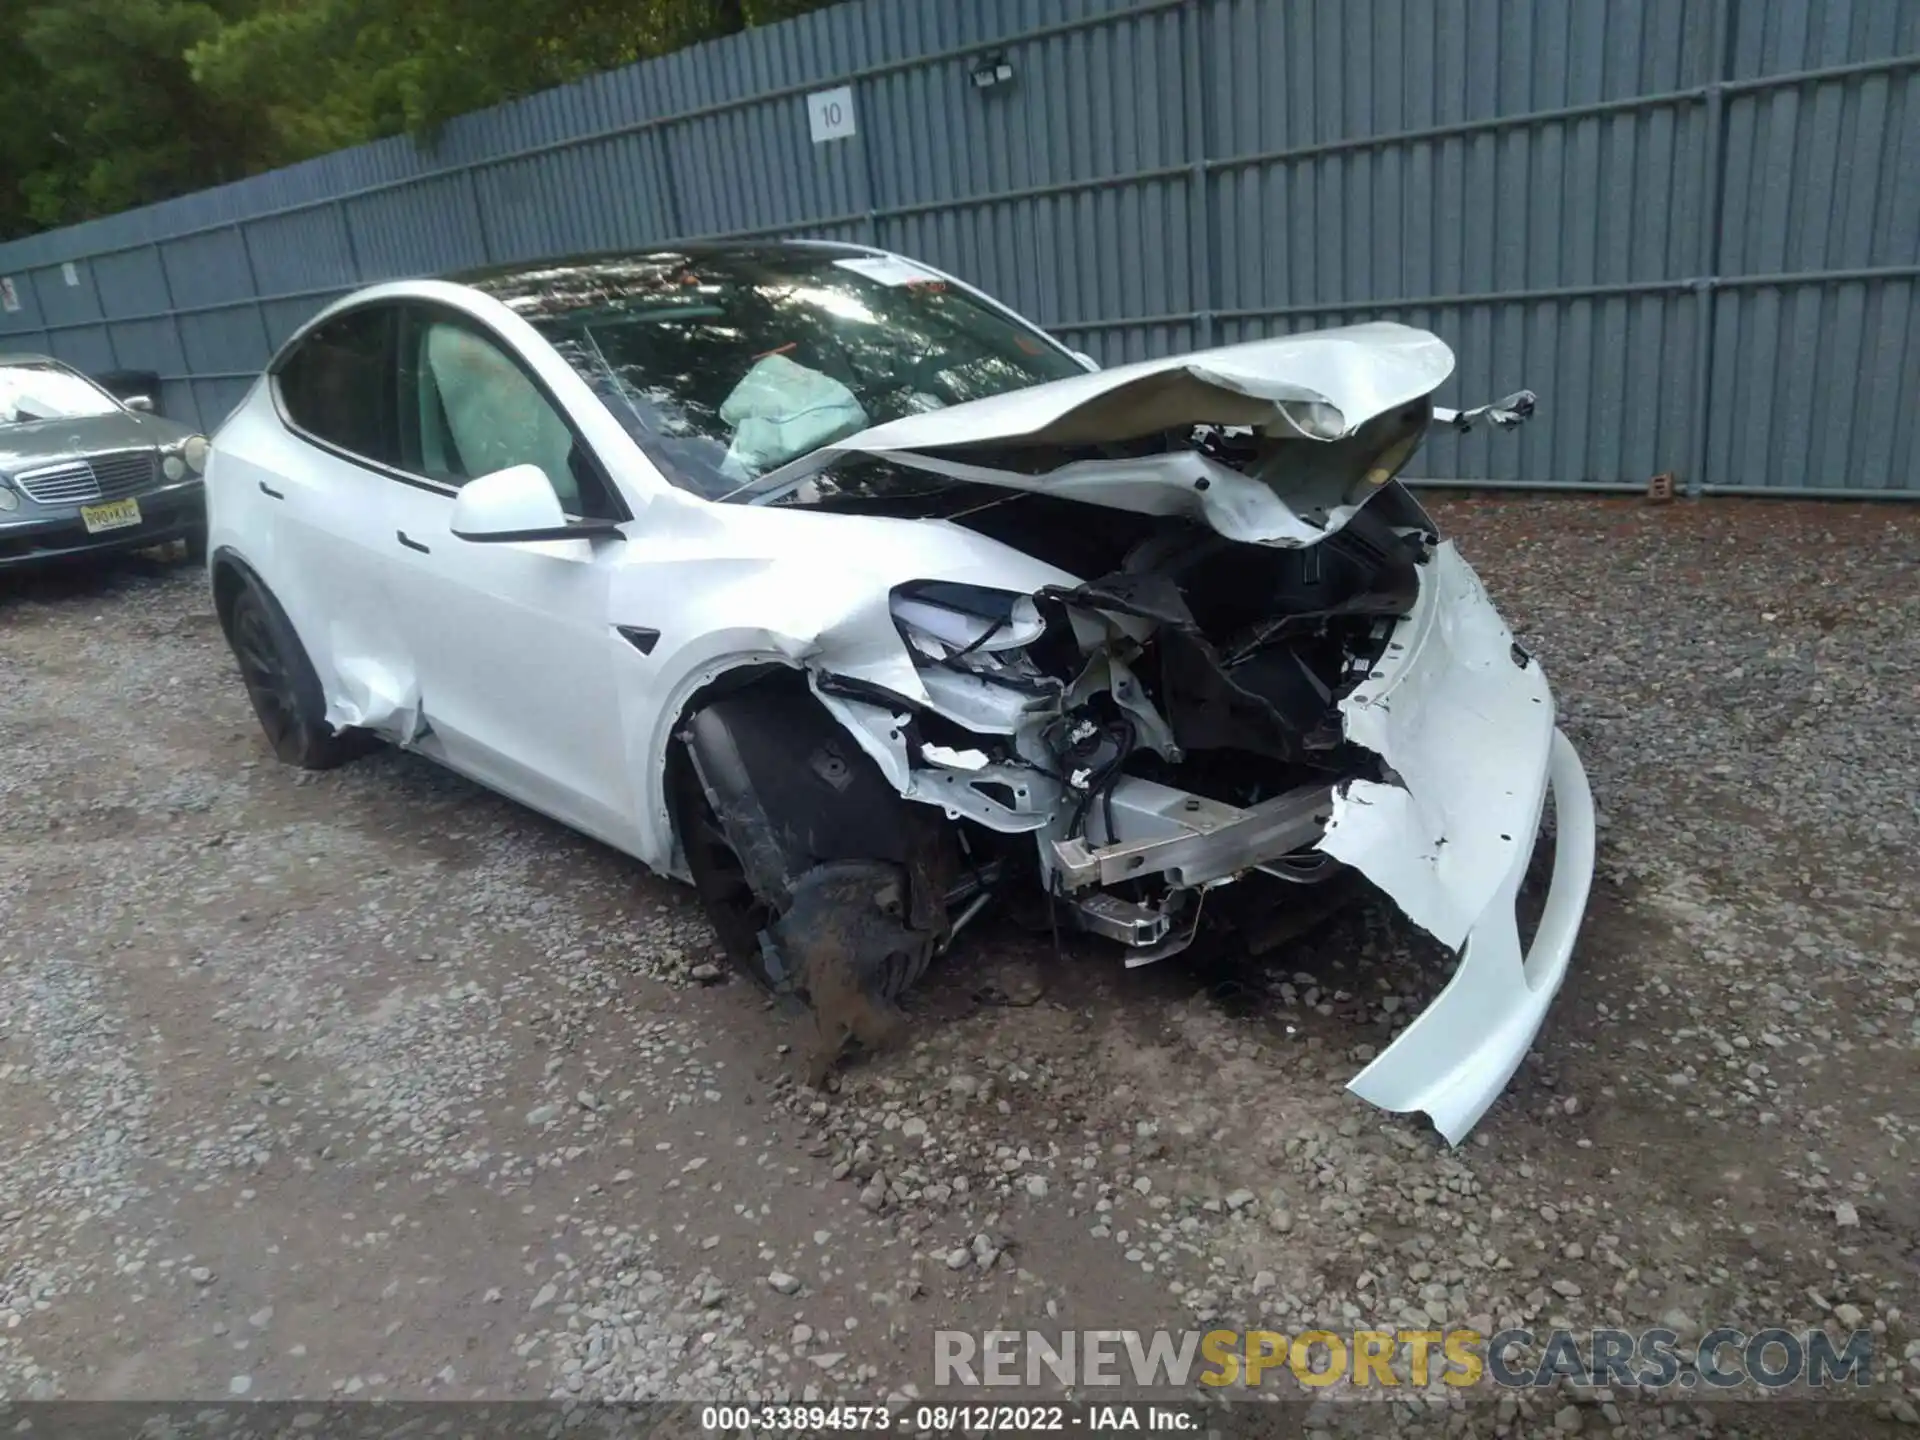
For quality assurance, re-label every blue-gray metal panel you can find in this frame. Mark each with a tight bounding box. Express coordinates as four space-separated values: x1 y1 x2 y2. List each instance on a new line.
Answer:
25 263 102 327
0 0 1912 495
244 207 359 292
190 376 254 434
1709 278 1918 492
159 380 199 423
107 317 187 377
341 176 490 280
158 229 253 310
1728 0 1920 81
92 249 172 321
1216 292 1695 488
473 131 676 262
0 276 43 339
46 324 116 374
1054 319 1198 367
259 293 351 352
884 176 1191 329
177 307 270 379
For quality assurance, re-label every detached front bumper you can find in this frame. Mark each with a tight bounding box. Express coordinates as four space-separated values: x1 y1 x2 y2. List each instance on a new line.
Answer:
1046 540 1597 1143
1323 540 1596 1143
1346 728 1594 1142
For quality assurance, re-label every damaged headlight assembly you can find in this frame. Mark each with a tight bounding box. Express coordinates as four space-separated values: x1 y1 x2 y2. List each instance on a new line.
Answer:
891 584 1047 661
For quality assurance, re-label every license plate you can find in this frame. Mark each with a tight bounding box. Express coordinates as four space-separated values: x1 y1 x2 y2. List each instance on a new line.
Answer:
79 497 142 534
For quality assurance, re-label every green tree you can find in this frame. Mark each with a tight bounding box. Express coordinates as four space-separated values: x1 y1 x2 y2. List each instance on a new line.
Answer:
0 0 835 241
4 0 267 232
184 0 836 159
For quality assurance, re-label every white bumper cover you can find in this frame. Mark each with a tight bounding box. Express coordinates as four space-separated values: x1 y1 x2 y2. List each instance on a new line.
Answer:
1344 729 1593 1143
1318 542 1596 1143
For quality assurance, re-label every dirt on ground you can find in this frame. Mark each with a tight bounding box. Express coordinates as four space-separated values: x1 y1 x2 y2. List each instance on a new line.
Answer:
0 497 1915 1437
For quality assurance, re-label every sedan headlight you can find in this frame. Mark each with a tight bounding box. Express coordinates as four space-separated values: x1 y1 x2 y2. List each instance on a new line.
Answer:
0 482 17 513
161 434 210 481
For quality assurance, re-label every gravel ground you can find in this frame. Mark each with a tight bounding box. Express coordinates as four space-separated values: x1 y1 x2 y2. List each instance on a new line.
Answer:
0 497 1915 1437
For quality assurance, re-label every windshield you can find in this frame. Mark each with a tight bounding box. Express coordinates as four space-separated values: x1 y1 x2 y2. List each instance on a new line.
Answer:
483 250 1084 502
0 362 121 426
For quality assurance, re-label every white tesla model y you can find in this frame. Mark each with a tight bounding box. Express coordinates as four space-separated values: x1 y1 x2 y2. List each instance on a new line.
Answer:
204 241 1591 1142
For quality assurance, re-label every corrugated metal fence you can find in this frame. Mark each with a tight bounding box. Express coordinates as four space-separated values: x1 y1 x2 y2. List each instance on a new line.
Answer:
0 0 1915 496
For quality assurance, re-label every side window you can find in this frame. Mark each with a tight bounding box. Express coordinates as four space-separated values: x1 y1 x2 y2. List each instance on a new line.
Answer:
275 306 400 464
397 312 617 519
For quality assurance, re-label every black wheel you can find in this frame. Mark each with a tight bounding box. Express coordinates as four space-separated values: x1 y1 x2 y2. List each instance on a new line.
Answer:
182 523 208 566
670 754 785 991
225 579 374 770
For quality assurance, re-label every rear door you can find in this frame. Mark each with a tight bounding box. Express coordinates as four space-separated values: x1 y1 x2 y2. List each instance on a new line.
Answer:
259 304 423 738
377 304 641 852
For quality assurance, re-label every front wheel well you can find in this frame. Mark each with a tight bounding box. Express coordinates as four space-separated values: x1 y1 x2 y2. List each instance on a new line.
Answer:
210 550 254 641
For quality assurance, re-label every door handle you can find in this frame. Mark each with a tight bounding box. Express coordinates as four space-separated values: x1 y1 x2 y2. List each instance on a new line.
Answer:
397 530 430 554
259 481 285 499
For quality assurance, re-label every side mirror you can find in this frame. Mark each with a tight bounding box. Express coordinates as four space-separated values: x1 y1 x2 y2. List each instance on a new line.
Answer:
124 394 155 413
449 463 625 544
1070 349 1099 371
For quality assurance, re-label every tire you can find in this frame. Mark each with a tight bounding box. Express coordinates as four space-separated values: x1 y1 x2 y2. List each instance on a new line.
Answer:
225 578 375 770
182 523 208 566
670 752 785 991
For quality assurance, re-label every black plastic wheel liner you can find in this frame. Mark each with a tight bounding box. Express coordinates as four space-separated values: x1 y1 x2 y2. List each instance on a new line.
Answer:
679 676 956 1000
764 860 936 1006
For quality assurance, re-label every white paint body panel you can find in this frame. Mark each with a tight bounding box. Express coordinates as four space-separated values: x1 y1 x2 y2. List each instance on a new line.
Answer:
204 250 1593 1144
1320 543 1597 1143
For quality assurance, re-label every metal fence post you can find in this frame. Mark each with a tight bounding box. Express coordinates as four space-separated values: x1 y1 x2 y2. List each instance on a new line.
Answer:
1685 0 1735 497
1184 0 1215 349
337 198 364 282
18 266 55 357
150 242 201 431
465 169 496 263
856 78 883 246
656 125 688 243
232 222 275 363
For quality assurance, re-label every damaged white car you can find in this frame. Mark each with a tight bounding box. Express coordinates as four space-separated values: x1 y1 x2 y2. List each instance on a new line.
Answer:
204 241 1593 1142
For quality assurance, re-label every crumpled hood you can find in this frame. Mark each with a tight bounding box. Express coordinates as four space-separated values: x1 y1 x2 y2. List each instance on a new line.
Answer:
807 321 1453 456
752 322 1456 549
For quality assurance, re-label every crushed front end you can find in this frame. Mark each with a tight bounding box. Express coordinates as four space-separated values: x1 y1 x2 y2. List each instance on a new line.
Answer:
697 324 1591 1140
809 492 1593 1143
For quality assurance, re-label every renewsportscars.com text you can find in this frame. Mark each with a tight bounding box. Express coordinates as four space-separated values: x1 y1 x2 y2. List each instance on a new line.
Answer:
934 1327 1873 1390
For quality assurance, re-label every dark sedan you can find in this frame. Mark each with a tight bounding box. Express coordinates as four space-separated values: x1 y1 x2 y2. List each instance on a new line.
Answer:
0 353 209 568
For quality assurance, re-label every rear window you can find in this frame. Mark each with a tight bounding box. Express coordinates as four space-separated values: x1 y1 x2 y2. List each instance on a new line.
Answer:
483 251 1081 501
275 306 400 465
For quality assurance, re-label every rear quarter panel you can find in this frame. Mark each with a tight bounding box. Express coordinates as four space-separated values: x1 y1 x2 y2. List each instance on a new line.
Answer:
206 381 323 655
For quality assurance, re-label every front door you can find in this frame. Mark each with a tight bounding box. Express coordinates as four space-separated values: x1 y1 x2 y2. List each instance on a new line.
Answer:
379 307 641 854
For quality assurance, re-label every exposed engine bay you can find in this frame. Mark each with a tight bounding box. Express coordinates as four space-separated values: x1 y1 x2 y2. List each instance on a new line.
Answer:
804 456 1442 959
672 369 1592 1144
